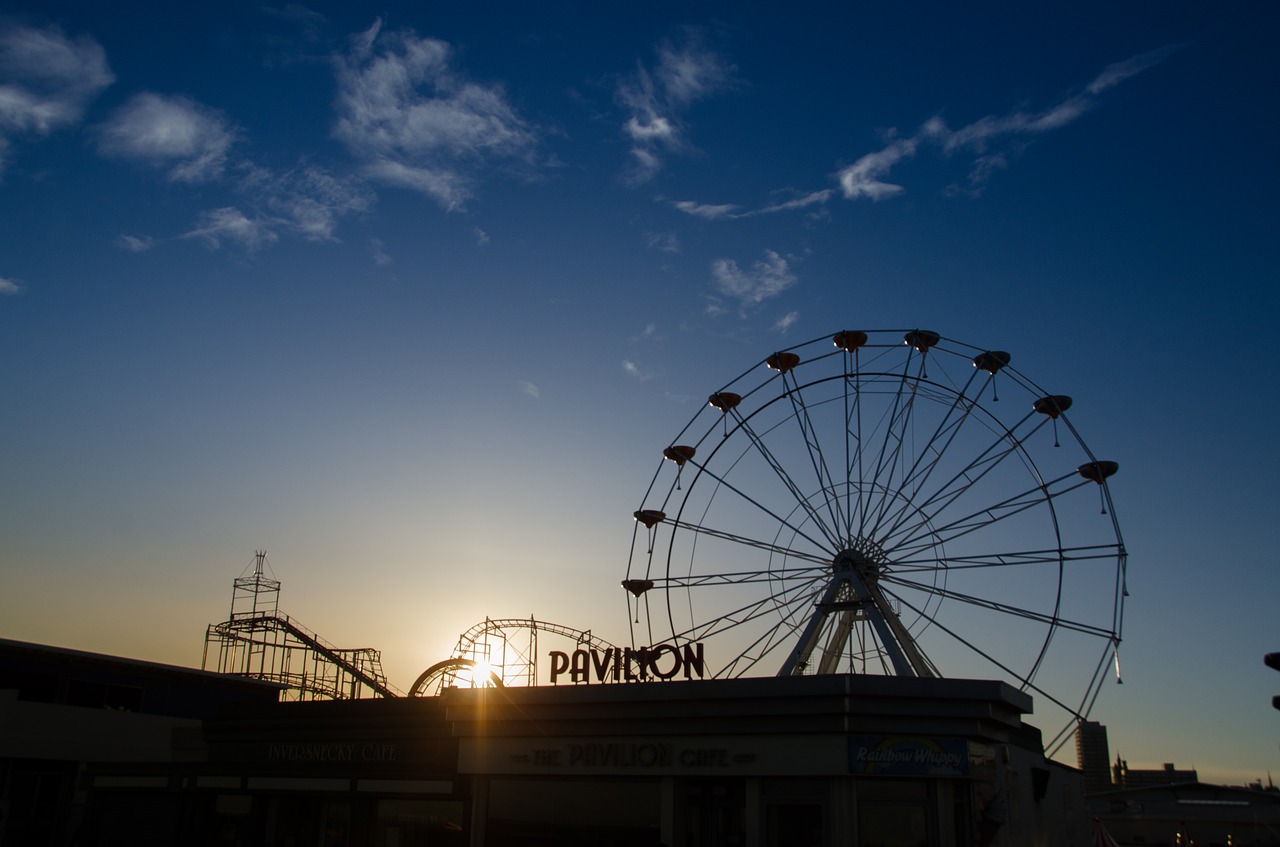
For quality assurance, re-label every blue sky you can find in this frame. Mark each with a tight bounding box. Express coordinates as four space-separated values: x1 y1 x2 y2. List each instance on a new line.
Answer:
2 2 1277 783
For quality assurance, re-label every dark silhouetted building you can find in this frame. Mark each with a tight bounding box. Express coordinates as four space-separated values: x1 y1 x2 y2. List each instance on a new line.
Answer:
0 637 281 844
1113 758 1199 789
3 638 1103 846
1087 781 1280 846
1075 719 1112 795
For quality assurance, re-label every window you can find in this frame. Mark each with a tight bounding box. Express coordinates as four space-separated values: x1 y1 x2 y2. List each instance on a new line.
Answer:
678 778 746 847
66 679 145 711
375 799 465 847
857 780 934 847
486 778 662 846
763 779 829 847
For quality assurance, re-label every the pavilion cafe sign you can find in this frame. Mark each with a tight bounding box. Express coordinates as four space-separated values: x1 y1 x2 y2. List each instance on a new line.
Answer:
549 643 706 684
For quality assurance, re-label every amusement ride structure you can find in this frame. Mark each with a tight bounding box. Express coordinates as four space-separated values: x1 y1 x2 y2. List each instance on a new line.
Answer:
203 328 1126 757
621 328 1127 753
202 551 399 700
406 618 614 696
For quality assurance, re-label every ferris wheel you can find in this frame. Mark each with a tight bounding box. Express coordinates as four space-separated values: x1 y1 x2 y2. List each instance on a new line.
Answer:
623 329 1127 753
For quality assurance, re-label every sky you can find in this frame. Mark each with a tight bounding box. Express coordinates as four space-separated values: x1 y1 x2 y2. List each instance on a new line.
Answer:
1 2 1277 785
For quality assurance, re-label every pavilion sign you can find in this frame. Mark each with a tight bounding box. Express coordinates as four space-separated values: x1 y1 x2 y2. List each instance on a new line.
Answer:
549 643 705 684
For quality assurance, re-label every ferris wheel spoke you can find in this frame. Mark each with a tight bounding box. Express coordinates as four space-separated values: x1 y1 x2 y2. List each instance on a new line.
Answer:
864 358 972 539
875 404 1024 545
849 378 921 545
862 370 924 539
669 575 827 644
721 603 818 677
718 611 812 678
724 413 844 549
891 470 1090 554
877 410 1048 546
884 586 1088 720
780 372 846 541
841 356 861 541
888 542 1127 573
682 456 839 552
888 558 1066 692
1043 648 1119 756
665 517 832 566
842 370 907 537
837 612 891 675
870 370 987 537
881 576 1114 641
844 373 882 536
655 564 829 589
901 409 1049 524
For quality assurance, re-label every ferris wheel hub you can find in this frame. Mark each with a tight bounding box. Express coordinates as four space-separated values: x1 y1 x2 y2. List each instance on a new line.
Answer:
833 537 890 580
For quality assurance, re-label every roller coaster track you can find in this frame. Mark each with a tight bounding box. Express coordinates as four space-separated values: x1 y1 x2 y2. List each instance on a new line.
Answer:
408 617 617 695
206 612 397 699
454 617 615 655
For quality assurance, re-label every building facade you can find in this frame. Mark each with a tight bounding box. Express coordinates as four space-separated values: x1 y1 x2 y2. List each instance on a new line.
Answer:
0 638 281 845
78 674 1093 846
1087 781 1280 846
1074 720 1112 795
1113 760 1199 789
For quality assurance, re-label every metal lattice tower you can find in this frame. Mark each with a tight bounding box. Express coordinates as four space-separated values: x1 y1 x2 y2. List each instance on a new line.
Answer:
202 551 399 700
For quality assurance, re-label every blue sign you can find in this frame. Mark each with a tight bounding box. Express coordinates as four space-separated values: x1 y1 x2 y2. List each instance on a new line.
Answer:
849 736 969 777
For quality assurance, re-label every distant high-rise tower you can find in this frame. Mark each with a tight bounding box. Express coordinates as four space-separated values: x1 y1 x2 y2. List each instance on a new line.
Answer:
1076 719 1113 794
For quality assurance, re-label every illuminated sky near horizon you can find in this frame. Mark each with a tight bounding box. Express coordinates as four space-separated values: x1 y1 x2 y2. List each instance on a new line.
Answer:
2 2 1277 784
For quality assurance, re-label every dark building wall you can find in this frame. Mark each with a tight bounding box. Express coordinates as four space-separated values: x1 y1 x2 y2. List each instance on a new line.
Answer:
0 638 282 719
1088 782 1280 846
1 638 282 847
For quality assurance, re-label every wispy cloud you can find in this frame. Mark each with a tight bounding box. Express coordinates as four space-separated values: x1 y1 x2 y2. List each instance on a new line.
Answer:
83 71 369 250
645 231 681 253
674 190 834 220
0 22 114 177
261 5 327 41
837 119 947 201
707 249 798 316
1087 44 1183 95
116 234 155 252
673 200 739 220
518 380 540 398
621 359 653 381
945 153 1007 198
159 162 372 252
616 29 735 184
95 92 238 183
772 311 799 333
670 45 1179 217
370 237 391 265
332 19 538 210
0 275 22 294
837 45 1181 199
752 190 835 216
182 207 279 251
241 163 374 242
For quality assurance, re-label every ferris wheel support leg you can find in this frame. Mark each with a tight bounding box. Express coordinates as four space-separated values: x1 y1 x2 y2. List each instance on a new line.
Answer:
779 575 848 676
848 568 935 679
817 609 858 676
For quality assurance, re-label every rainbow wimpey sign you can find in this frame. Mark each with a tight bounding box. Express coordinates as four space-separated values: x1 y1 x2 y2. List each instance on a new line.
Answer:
849 736 969 777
